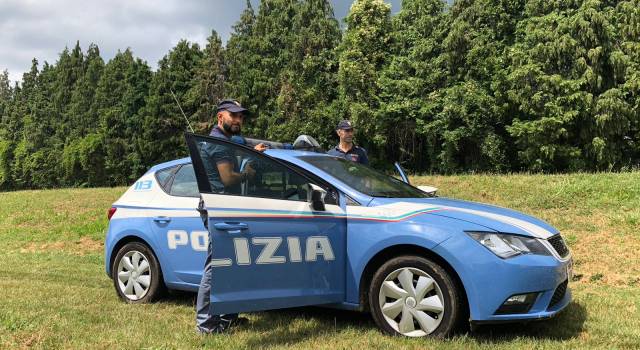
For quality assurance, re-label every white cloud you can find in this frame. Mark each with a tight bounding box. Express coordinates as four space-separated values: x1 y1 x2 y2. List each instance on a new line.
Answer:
0 0 400 84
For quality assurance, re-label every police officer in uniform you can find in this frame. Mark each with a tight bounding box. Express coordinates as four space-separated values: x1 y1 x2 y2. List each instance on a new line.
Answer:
196 99 266 334
327 120 369 165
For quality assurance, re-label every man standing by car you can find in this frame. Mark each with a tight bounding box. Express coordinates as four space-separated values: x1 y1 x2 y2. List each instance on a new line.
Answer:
196 99 266 334
204 99 267 193
327 120 369 165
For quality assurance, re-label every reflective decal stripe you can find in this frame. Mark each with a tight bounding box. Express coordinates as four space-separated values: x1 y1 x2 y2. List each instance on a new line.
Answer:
112 203 442 222
204 206 444 222
441 206 555 239
112 202 553 238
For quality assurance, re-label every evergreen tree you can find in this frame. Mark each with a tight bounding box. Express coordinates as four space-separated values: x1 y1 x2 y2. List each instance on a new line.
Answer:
12 60 61 188
94 49 152 185
337 0 392 164
62 44 105 185
424 0 524 172
611 0 640 167
140 41 203 167
507 0 635 171
378 0 448 170
225 0 258 129
5 61 39 189
186 30 226 133
0 70 13 188
275 0 342 146
68 44 104 140
54 42 85 145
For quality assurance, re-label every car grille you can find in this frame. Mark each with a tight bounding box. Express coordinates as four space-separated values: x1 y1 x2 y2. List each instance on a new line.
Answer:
548 279 568 308
548 234 570 258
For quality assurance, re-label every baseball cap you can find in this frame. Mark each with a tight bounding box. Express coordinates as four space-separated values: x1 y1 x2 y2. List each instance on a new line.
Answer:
336 120 354 130
217 99 248 114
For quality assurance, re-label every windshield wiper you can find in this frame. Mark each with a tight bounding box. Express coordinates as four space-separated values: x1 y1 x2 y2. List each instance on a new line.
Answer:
371 192 395 198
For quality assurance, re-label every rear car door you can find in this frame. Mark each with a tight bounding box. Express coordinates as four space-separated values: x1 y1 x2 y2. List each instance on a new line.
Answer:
149 163 208 287
186 133 347 315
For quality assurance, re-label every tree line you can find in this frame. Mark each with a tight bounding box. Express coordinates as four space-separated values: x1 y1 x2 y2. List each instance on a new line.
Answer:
0 0 638 191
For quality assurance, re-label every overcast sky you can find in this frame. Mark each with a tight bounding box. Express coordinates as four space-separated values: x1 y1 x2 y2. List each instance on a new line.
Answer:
0 0 401 84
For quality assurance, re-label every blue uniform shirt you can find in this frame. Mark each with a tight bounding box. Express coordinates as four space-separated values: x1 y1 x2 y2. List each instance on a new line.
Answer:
327 144 369 165
200 126 240 193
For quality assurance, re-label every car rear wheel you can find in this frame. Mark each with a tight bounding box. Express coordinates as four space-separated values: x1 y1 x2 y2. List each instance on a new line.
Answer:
369 255 461 337
112 242 164 303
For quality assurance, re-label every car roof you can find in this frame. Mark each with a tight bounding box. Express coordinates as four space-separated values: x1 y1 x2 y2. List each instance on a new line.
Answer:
146 157 191 174
146 150 332 174
143 150 371 204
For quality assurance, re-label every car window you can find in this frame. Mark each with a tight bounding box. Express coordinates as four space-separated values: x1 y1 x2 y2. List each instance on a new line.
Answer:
193 138 321 202
299 156 428 198
169 164 199 197
155 165 178 191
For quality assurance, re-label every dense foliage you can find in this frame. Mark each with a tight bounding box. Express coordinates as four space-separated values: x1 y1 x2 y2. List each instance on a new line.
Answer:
0 0 638 190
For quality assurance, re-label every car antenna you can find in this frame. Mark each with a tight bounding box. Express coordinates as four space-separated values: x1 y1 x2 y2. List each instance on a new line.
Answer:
170 88 194 133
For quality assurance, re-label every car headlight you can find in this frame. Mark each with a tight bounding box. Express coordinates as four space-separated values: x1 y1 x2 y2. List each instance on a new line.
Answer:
466 232 551 259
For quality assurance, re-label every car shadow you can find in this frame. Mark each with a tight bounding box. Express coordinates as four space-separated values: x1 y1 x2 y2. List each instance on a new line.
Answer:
242 307 375 348
468 301 587 343
158 290 198 307
157 292 587 347
250 301 587 348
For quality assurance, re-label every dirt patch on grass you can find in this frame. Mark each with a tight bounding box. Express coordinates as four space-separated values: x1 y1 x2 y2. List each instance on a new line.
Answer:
20 237 103 255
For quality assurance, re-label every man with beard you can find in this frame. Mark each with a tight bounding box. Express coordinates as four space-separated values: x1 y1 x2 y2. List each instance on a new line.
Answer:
203 99 267 193
196 99 266 335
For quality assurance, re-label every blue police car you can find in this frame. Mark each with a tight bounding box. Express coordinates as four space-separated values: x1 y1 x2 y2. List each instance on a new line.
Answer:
105 133 572 337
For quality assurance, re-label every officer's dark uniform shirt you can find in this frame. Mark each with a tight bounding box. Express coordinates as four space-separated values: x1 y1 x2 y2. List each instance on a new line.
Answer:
327 144 369 165
200 126 240 193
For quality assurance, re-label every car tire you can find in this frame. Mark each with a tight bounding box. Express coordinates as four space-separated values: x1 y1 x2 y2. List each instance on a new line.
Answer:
111 242 165 303
368 255 461 338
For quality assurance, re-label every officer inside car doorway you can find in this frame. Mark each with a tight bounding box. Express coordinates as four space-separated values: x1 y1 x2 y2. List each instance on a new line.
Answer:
327 120 369 165
196 99 266 335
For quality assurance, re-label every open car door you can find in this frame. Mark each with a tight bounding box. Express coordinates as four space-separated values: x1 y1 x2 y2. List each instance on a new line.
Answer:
185 133 347 315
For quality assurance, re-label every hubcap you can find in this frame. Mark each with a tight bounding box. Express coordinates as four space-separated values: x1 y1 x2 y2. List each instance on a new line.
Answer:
405 297 416 308
116 251 151 301
378 267 445 337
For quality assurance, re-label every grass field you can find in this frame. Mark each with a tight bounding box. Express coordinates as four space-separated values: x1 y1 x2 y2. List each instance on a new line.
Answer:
1 173 639 349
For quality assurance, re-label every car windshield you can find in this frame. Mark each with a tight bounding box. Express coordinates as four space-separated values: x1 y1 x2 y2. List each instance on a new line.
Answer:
298 156 428 198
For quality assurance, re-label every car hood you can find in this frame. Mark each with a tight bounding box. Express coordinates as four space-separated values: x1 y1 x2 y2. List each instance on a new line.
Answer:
368 197 558 239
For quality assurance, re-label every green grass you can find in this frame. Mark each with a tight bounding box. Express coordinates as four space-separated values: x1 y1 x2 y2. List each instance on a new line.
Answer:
1 173 640 349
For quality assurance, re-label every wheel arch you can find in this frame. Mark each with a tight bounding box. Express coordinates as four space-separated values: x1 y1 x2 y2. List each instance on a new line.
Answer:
358 244 469 319
108 235 165 286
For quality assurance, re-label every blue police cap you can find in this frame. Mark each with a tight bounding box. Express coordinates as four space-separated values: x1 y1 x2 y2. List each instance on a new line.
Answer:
217 99 248 114
336 120 354 130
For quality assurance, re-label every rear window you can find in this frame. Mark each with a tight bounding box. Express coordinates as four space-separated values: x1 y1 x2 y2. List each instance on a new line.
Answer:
169 164 199 197
155 165 178 191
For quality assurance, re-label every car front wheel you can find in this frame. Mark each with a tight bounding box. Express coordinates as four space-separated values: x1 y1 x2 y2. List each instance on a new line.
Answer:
369 255 461 337
111 242 164 303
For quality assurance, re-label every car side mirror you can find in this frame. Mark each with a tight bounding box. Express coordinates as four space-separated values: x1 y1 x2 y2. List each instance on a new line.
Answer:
417 185 438 197
307 183 326 211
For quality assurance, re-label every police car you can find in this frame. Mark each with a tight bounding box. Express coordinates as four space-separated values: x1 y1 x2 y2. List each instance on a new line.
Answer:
105 133 572 338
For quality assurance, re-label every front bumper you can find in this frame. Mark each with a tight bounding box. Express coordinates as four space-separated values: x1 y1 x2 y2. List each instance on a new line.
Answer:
433 234 572 322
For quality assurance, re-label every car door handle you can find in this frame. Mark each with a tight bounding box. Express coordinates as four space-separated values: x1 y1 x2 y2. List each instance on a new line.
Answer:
153 216 171 223
213 222 249 234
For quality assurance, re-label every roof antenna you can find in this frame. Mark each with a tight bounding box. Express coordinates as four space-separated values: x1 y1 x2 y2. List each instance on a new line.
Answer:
170 89 194 133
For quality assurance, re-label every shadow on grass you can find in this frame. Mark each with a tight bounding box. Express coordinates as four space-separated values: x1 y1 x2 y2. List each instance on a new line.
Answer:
157 292 586 347
469 301 587 342
244 307 375 348
161 290 198 308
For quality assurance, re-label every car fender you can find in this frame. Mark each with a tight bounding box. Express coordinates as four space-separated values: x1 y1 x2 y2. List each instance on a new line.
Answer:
105 219 170 282
345 214 490 305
